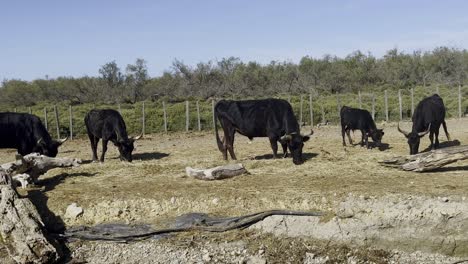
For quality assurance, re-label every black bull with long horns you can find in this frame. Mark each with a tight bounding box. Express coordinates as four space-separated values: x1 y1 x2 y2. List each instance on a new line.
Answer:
397 94 450 155
214 99 313 165
0 112 68 157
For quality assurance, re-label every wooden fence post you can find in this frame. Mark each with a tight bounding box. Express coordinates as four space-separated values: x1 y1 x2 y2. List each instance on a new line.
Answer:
411 88 414 117
398 89 403 121
69 105 73 140
44 107 48 130
459 84 463 119
162 101 168 133
358 90 362 109
14 108 17 113
336 93 341 118
28 107 32 114
309 94 313 127
142 102 146 136
436 85 440 95
54 105 60 139
287 95 291 104
212 99 216 130
196 100 201 131
371 94 375 120
185 100 189 132
321 103 325 124
299 95 304 126
384 90 389 121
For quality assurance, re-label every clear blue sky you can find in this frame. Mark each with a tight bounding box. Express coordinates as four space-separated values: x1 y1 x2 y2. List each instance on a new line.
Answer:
1 0 467 81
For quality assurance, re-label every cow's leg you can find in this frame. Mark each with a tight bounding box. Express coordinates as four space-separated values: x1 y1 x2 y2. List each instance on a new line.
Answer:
226 130 237 160
88 134 99 162
429 131 435 150
281 142 288 158
100 139 108 162
363 130 370 149
269 138 279 158
341 126 347 146
346 130 353 145
434 128 440 149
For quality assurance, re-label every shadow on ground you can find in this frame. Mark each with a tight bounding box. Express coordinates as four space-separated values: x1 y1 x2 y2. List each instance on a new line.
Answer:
420 140 461 153
133 152 170 161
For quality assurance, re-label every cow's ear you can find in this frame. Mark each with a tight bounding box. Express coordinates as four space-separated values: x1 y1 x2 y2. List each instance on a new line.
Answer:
302 135 310 142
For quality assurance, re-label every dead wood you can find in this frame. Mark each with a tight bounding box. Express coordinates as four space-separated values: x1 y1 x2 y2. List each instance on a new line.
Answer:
186 163 247 180
380 145 468 172
0 153 81 263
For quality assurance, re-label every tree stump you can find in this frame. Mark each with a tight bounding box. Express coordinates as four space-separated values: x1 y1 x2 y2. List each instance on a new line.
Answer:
0 153 81 263
0 170 60 263
380 145 468 172
186 163 248 180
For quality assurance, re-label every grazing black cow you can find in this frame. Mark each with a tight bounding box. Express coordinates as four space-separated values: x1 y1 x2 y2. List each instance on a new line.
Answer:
398 94 450 155
0 112 67 157
84 109 141 162
340 106 384 148
214 99 312 165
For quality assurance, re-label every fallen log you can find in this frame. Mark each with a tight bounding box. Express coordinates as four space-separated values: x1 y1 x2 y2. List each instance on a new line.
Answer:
1 153 81 188
0 153 81 263
380 145 468 172
185 163 247 180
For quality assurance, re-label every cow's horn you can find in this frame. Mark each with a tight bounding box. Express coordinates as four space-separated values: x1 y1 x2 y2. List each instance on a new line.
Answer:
280 134 292 141
417 123 431 137
132 134 143 141
397 123 410 137
37 138 44 145
58 137 68 144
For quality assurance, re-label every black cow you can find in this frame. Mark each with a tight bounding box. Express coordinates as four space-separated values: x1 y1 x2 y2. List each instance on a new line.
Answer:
214 99 312 165
0 112 67 157
340 106 384 148
398 94 450 155
84 109 141 162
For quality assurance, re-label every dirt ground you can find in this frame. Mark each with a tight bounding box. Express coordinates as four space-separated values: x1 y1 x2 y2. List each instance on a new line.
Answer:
1 118 467 263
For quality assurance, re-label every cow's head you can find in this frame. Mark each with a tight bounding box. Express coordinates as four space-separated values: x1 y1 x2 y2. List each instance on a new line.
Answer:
36 137 68 157
281 130 313 165
398 123 430 155
368 129 384 144
116 134 142 162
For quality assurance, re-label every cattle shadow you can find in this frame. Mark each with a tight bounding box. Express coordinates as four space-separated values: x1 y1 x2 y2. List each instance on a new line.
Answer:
253 152 318 161
38 172 97 192
132 151 170 161
347 142 391 151
420 140 461 153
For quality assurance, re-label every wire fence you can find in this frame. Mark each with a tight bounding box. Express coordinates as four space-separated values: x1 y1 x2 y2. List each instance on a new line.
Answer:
3 85 467 139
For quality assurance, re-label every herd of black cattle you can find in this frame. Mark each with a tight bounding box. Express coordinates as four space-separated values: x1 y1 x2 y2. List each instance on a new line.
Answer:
0 94 451 166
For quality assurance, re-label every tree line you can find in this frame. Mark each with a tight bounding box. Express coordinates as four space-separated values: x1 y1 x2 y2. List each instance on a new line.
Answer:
1 46 467 107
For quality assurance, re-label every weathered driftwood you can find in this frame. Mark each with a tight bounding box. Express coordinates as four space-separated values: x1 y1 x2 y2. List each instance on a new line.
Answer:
0 170 60 263
186 163 247 180
0 153 81 263
1 153 81 188
380 145 468 172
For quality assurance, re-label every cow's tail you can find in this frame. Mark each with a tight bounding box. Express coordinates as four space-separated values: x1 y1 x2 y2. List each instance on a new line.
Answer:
442 121 451 141
214 108 225 153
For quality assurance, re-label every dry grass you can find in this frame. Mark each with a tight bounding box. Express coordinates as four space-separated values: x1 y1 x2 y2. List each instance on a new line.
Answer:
1 119 467 227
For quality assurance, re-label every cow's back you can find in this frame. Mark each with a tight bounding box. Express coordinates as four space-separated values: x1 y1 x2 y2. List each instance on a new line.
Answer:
0 112 49 149
215 99 298 137
412 95 445 131
85 109 128 140
340 106 375 130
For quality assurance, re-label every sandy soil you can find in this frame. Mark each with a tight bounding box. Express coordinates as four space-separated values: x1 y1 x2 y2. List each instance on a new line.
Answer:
0 118 467 263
